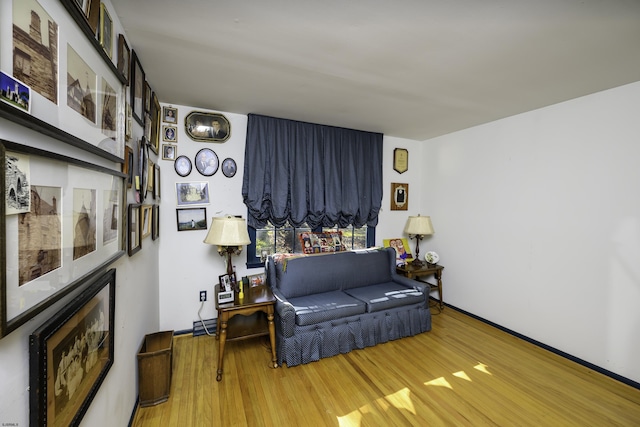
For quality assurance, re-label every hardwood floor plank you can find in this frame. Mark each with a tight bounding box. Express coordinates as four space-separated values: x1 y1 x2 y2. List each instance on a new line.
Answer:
132 308 640 426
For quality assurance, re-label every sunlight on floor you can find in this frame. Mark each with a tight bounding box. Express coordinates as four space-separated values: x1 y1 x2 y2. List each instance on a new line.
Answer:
337 363 494 426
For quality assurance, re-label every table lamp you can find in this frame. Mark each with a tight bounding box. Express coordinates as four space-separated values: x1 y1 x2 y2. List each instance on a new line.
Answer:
403 214 434 266
203 215 251 277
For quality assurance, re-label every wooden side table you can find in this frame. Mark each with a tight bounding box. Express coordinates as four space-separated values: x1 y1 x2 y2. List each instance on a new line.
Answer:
214 284 278 381
396 263 445 310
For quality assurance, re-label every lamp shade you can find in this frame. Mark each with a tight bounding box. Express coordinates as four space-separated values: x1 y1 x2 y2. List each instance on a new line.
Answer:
203 215 251 246
403 215 434 236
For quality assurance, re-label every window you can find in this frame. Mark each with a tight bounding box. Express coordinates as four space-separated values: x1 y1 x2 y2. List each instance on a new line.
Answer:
246 222 375 268
14 49 32 77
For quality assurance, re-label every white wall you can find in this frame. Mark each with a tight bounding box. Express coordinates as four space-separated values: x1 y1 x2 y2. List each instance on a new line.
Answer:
424 81 640 383
0 1 159 425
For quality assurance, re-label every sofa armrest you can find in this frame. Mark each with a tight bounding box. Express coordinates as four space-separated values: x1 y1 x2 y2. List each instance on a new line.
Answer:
271 288 296 338
392 275 429 303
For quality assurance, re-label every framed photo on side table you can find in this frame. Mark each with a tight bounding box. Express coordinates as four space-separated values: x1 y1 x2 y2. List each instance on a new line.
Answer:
29 268 116 427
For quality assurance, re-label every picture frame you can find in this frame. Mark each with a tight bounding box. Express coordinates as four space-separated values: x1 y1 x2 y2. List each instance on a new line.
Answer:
130 50 145 126
147 160 155 194
174 155 192 177
141 205 153 238
163 106 177 123
383 238 414 265
219 272 237 292
185 111 231 142
194 148 219 176
144 82 152 114
162 144 177 161
393 148 408 174
152 205 160 240
117 34 130 85
247 272 266 288
1 140 125 338
29 268 116 427
0 71 30 113
222 157 237 178
128 204 142 256
138 138 149 201
390 182 409 211
163 126 177 142
154 163 161 200
149 91 161 154
97 3 113 58
176 207 207 231
123 145 134 188
175 181 210 206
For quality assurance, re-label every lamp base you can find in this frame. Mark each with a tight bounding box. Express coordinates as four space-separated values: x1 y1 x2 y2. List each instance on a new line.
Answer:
411 258 425 267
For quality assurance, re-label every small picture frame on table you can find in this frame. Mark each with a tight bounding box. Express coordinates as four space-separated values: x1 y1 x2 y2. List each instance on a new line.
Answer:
219 272 237 293
247 273 266 288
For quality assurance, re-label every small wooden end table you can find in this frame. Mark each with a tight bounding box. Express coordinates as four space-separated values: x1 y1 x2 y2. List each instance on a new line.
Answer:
396 263 445 310
215 284 278 381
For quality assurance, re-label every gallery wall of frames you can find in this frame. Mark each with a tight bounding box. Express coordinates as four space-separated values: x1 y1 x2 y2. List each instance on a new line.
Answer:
1 0 161 425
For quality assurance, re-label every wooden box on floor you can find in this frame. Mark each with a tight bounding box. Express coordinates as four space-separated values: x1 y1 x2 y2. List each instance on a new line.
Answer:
137 331 174 407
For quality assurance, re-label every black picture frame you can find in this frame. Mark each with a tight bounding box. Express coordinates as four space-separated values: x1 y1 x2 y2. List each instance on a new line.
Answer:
1 140 125 339
176 207 207 231
195 148 219 176
219 272 238 292
128 204 142 256
152 205 160 240
29 268 116 427
117 34 130 85
222 157 237 178
174 155 192 177
130 50 145 126
184 111 231 142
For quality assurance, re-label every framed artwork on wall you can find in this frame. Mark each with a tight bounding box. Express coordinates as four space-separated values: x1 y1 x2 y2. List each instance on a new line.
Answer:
117 34 130 85
222 158 237 178
390 183 408 211
162 144 176 161
175 182 209 206
128 204 142 256
195 148 219 176
393 148 408 174
174 155 192 177
1 140 125 338
131 50 145 126
163 106 177 123
176 207 207 231
97 3 113 58
185 111 230 142
29 268 116 427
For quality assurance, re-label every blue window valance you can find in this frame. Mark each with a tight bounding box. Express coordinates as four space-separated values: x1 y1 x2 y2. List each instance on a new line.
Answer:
242 114 383 230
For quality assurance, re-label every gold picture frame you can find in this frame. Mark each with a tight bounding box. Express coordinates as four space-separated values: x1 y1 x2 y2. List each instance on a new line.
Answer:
390 183 408 210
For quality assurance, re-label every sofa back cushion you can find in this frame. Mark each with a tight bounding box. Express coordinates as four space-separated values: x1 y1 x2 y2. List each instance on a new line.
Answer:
272 248 394 298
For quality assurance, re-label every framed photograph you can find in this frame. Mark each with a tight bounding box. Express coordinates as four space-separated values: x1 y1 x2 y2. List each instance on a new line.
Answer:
163 126 177 142
154 163 161 200
247 273 266 288
29 268 116 427
176 207 207 231
97 3 113 58
163 106 177 123
138 138 149 201
176 182 209 206
117 34 130 85
390 183 408 211
0 71 30 113
141 205 153 238
152 205 160 240
130 50 145 126
125 103 133 141
149 91 161 154
128 204 142 256
123 145 134 188
144 82 152 114
222 158 237 178
383 238 414 265
1 140 125 338
162 144 177 161
174 155 192 177
67 45 97 124
185 111 230 142
100 77 117 141
147 160 155 193
195 148 219 176
219 272 237 292
393 148 408 174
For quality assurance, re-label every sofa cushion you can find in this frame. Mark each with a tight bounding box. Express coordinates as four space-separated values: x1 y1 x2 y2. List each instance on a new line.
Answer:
288 291 366 326
344 282 424 313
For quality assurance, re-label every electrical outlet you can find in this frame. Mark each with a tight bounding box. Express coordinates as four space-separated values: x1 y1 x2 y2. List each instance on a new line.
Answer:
199 290 207 302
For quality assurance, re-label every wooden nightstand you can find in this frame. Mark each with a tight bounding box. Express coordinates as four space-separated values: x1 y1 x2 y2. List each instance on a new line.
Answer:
396 263 445 310
214 284 278 381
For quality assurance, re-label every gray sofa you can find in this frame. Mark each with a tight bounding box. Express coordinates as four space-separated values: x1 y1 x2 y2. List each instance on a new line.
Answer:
266 248 431 367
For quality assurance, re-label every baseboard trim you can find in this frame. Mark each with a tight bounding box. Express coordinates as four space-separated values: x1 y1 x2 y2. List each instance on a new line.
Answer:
192 318 217 337
443 301 640 391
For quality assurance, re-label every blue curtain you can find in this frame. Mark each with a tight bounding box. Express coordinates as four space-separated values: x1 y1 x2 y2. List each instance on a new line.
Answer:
242 114 383 230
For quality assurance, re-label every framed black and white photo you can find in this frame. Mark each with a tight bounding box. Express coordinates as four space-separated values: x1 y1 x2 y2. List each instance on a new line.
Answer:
163 126 177 142
30 269 116 427
222 158 237 178
174 155 192 177
163 106 177 123
185 111 230 142
175 181 210 206
130 50 145 126
176 207 207 231
195 148 219 176
1 140 125 338
162 144 177 161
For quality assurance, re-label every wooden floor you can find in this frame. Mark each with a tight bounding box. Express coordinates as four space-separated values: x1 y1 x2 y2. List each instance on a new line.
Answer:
132 307 640 426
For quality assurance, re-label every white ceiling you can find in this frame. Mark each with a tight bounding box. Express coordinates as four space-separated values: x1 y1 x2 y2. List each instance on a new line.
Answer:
110 0 640 141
